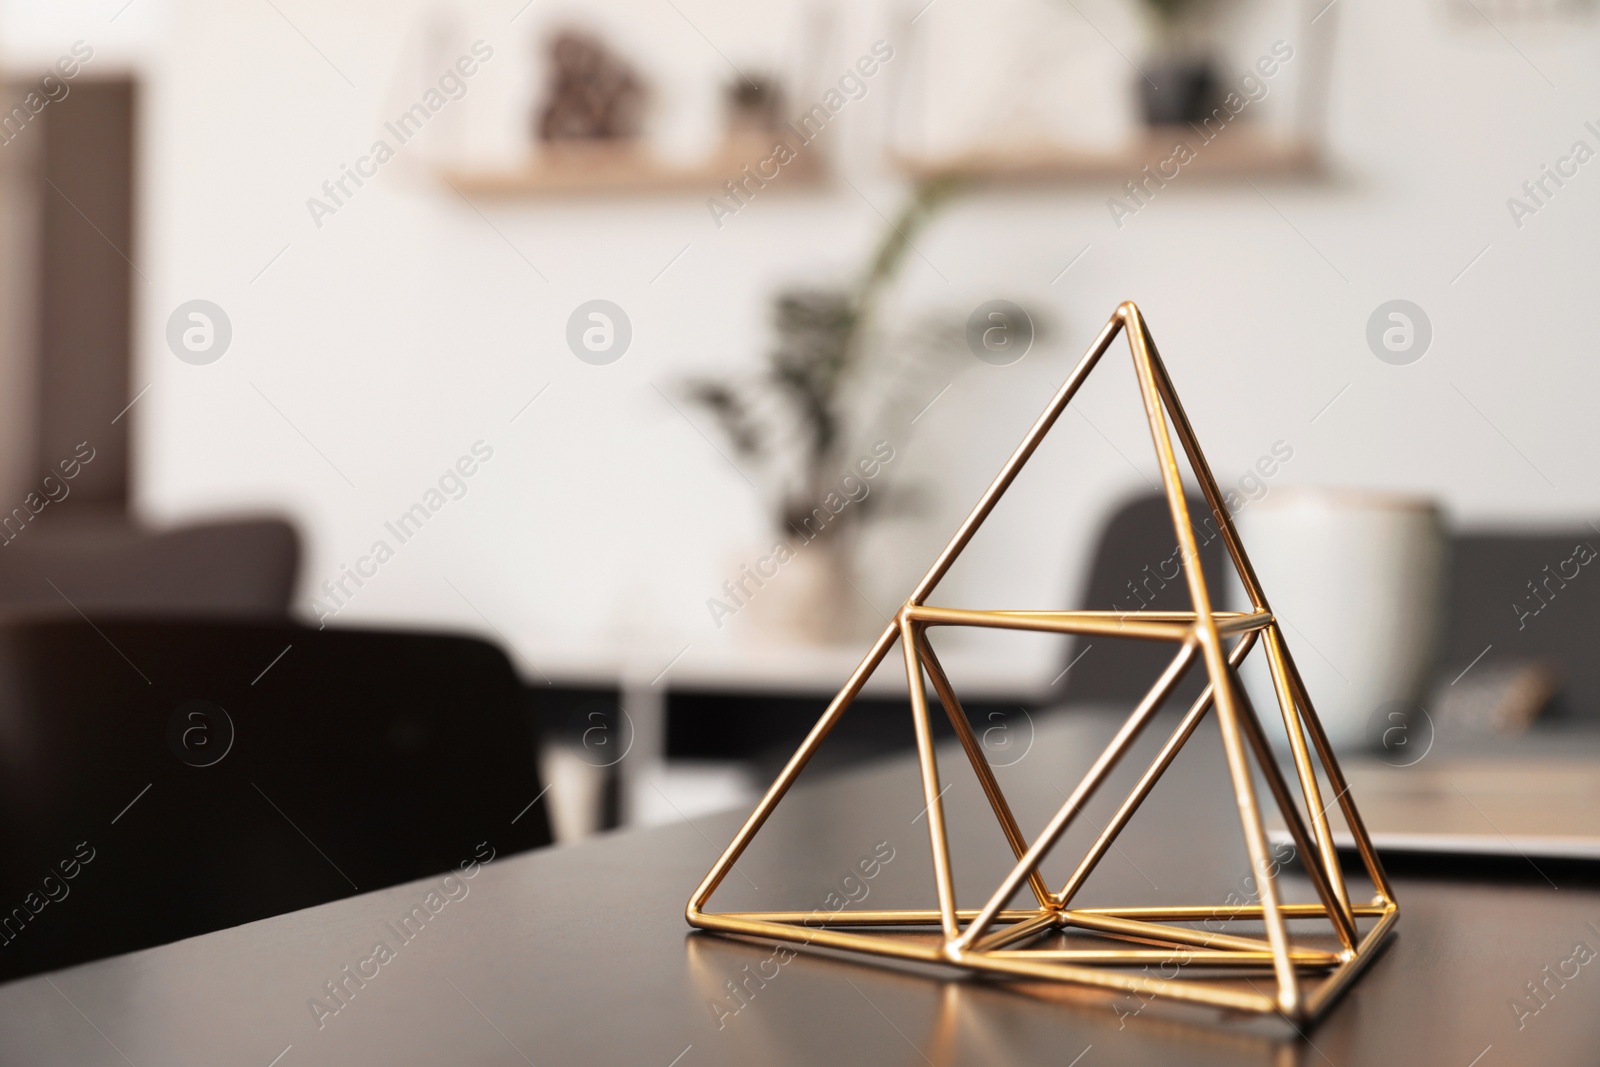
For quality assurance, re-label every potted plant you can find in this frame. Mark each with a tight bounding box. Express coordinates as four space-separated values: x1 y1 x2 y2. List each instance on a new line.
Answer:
683 178 970 642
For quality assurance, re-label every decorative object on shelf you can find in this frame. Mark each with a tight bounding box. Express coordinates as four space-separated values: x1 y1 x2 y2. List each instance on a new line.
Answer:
683 178 973 643
1446 0 1595 21
444 48 825 197
723 73 785 138
888 2 1333 185
535 29 647 143
687 301 1397 1024
1132 0 1231 125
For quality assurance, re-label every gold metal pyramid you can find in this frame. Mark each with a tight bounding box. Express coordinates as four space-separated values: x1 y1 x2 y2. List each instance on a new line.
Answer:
686 302 1397 1024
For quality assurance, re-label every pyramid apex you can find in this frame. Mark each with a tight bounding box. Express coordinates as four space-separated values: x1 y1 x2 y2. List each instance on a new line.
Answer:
1116 300 1144 321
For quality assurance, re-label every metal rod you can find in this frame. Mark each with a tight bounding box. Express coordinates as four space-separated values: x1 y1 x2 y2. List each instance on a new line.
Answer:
1227 662 1359 953
1261 623 1356 934
989 949 1340 969
1274 635 1397 906
955 637 1199 950
687 620 899 915
1122 302 1299 1017
1301 904 1400 1018
917 632 1054 909
691 913 947 963
1059 909 1292 956
901 613 961 941
717 908 1055 926
949 951 1279 1014
711 901 1389 925
907 604 1193 641
1055 631 1258 907
1070 902 1389 920
1139 315 1272 614
970 910 1060 952
907 314 1125 607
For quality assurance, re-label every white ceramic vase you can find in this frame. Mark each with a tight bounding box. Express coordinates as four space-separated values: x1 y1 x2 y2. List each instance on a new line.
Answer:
1229 490 1447 753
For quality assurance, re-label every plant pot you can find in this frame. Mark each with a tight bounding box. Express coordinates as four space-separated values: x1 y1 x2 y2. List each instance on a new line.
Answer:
1137 57 1222 126
744 537 880 646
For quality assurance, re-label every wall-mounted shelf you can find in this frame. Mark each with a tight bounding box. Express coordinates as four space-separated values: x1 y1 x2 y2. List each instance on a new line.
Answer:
440 135 826 198
891 126 1319 186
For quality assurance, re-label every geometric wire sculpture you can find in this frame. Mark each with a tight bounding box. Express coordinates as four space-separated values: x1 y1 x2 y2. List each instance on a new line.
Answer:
686 301 1398 1023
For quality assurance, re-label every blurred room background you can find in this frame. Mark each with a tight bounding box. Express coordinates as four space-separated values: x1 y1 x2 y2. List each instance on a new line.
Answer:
0 0 1595 844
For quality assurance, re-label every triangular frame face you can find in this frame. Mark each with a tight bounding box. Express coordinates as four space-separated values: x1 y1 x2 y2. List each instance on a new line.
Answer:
686 303 1398 1024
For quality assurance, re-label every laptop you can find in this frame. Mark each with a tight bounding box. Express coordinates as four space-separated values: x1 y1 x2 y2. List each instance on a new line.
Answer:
1269 730 1600 862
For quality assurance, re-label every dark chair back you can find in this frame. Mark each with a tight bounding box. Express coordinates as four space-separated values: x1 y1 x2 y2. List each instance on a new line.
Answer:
1057 493 1227 707
0 619 550 983
1439 532 1600 721
0 517 300 616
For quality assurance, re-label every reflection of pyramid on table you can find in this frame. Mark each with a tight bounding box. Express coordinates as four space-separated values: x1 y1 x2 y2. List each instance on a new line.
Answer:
686 302 1398 1023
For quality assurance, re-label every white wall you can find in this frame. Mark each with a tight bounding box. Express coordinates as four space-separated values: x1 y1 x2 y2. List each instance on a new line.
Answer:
4 0 1597 683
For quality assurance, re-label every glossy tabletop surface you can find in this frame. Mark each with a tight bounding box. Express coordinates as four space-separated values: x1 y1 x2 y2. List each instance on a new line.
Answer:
2 707 1597 1066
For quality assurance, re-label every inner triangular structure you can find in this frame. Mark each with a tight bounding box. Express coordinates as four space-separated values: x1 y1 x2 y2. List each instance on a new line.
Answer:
686 302 1398 1024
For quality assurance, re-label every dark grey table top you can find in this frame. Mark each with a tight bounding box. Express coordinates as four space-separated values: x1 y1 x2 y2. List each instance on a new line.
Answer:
2 708 1597 1066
